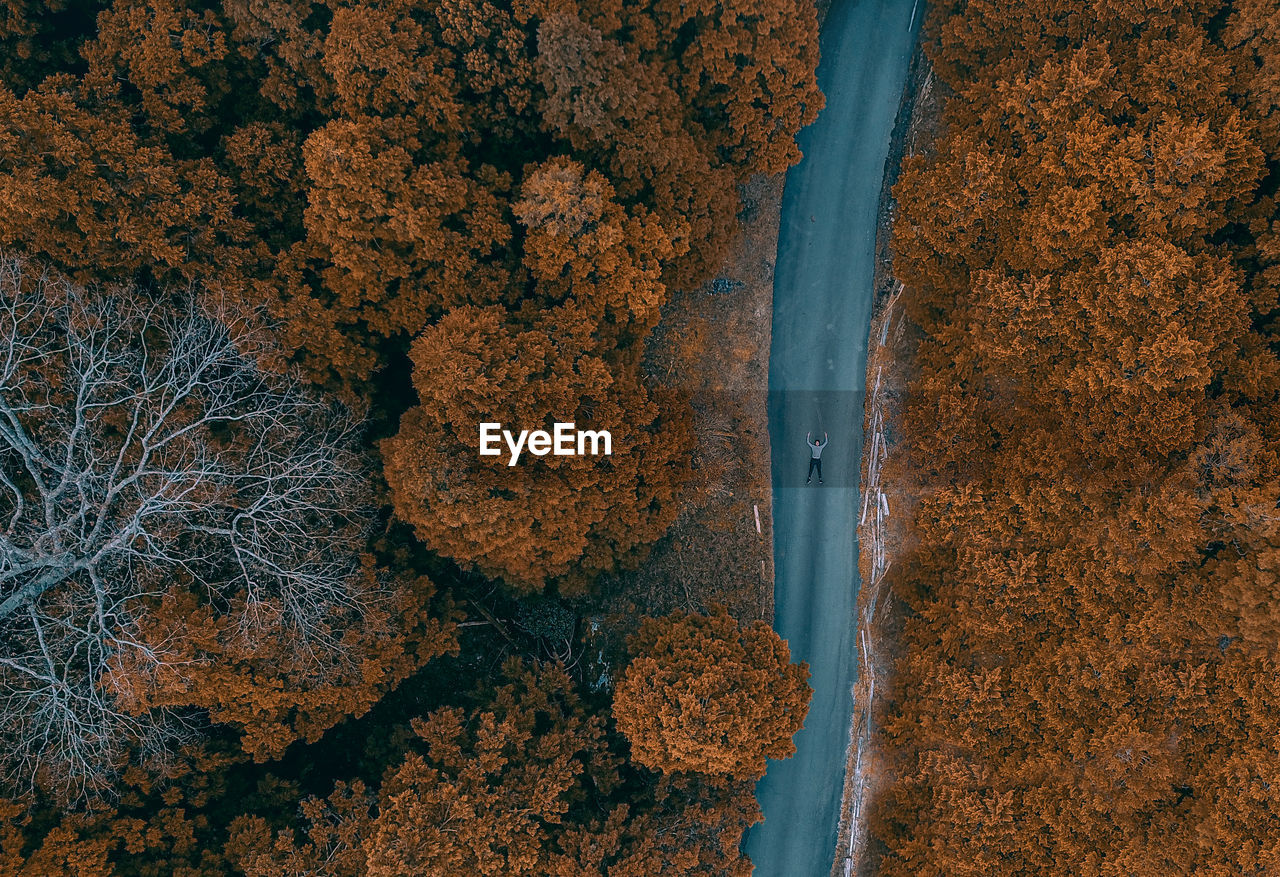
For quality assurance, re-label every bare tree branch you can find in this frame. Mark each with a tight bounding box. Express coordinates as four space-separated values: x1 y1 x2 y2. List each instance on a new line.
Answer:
0 253 379 802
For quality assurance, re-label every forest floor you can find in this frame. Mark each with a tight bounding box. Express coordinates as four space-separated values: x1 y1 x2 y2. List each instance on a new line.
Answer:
831 34 945 877
588 174 782 670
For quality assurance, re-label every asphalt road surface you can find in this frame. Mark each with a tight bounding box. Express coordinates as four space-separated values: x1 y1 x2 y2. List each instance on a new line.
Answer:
741 1 920 875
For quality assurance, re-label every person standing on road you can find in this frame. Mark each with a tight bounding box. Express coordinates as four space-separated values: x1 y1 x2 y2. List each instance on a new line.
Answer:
806 432 828 484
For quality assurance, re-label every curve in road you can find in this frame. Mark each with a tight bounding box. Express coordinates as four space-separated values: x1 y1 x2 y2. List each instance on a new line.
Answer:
741 1 920 875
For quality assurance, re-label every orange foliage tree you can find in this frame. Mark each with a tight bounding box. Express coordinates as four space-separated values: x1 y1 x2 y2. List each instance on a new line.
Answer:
383 303 693 594
382 153 697 592
0 0 110 92
231 661 613 876
871 0 1280 872
613 607 810 778
0 83 244 284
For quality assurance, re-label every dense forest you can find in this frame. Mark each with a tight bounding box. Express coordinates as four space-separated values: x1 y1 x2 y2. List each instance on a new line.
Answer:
873 0 1280 872
0 0 821 873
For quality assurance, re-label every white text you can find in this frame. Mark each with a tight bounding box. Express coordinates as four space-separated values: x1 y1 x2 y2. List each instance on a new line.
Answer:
479 422 612 466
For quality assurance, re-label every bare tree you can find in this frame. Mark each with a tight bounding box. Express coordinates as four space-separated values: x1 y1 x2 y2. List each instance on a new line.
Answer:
0 254 379 801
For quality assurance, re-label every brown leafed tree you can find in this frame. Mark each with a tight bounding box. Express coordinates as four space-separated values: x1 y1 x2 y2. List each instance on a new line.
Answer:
299 115 513 328
221 0 334 114
383 303 692 594
0 83 244 284
513 156 685 345
0 0 110 93
80 0 233 138
362 662 610 877
967 240 1249 466
613 607 810 779
532 10 736 290
873 0 1280 871
644 0 823 176
1224 0 1280 156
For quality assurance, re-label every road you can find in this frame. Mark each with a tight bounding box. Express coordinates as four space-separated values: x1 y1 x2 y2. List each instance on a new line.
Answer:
741 1 920 875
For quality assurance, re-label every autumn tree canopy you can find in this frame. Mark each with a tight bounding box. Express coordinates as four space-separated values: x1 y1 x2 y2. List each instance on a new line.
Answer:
383 301 694 594
871 0 1280 872
0 0 823 595
613 607 810 778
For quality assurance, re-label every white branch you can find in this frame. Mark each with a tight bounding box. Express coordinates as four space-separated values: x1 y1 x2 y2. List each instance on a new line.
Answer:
0 254 379 802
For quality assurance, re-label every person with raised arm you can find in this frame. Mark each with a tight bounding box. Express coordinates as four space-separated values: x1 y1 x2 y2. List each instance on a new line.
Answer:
806 431 828 484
